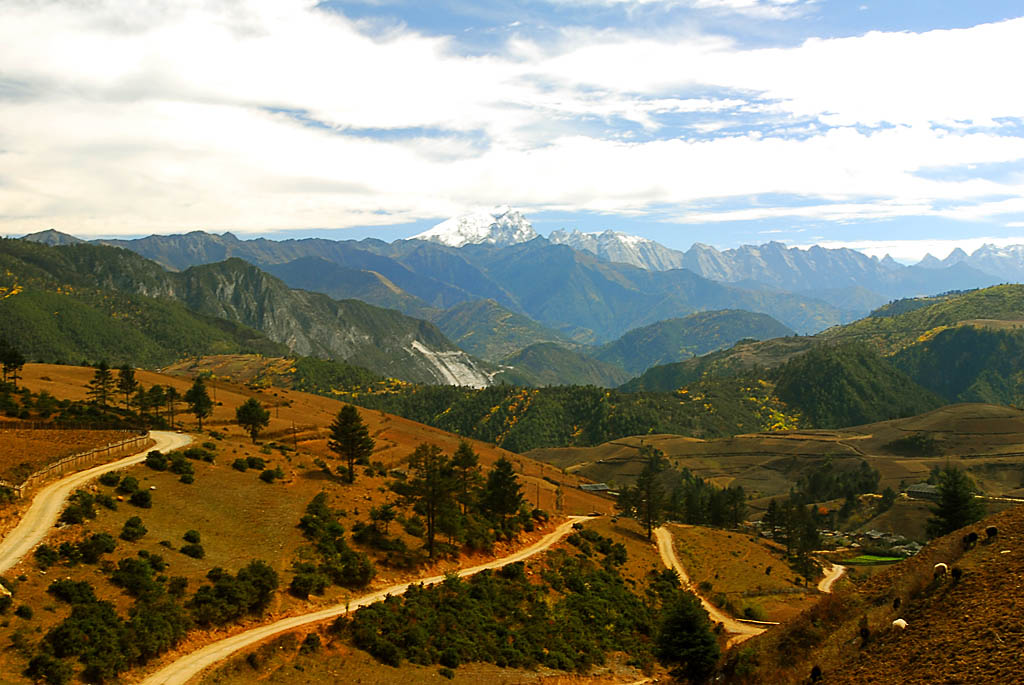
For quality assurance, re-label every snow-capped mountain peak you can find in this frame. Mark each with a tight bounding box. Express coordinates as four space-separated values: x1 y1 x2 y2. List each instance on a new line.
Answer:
412 206 538 247
548 228 686 270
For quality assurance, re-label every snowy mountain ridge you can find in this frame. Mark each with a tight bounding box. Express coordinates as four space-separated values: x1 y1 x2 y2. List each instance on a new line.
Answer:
411 206 538 247
548 228 687 271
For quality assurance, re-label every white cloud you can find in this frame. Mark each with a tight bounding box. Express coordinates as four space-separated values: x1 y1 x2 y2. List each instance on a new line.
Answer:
1 0 1024 236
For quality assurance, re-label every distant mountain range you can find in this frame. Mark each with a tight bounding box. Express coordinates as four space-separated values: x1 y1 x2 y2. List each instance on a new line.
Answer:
20 207 1024 388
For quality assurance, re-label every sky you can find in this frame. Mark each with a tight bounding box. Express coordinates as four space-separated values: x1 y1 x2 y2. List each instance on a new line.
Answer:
2 0 1024 262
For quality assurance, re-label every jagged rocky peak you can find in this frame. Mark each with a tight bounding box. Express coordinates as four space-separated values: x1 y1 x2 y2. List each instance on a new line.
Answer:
548 228 686 270
412 206 539 247
20 229 85 245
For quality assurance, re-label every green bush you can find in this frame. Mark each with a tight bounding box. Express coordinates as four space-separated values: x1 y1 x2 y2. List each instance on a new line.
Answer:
98 472 121 487
120 516 147 542
116 476 139 494
15 604 33 619
129 490 152 508
232 458 248 472
183 530 201 544
180 544 205 559
145 450 168 471
259 467 284 483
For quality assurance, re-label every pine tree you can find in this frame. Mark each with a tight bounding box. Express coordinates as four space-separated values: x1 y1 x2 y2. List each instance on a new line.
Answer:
631 445 666 540
164 386 180 427
327 404 374 483
117 364 138 411
482 457 523 531
451 440 484 514
0 340 25 388
235 398 271 443
926 465 985 538
656 592 720 683
184 377 213 431
391 443 456 558
86 361 115 407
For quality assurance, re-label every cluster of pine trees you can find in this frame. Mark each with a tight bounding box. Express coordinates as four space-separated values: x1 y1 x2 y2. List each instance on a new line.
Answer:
617 446 748 540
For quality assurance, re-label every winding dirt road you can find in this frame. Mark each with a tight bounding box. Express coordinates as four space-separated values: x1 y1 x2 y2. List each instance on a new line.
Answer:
654 526 766 647
0 430 192 575
817 562 846 593
138 515 591 685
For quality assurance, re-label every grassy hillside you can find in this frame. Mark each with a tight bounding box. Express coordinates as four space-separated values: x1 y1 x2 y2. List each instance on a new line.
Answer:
431 299 574 361
819 284 1024 353
0 363 616 684
773 343 943 428
723 504 1024 684
493 342 631 388
598 309 794 376
890 325 1024 405
624 285 1024 412
1 239 490 385
0 240 285 366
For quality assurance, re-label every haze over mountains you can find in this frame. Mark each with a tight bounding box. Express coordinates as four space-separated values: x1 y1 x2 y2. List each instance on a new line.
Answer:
16 206 1024 389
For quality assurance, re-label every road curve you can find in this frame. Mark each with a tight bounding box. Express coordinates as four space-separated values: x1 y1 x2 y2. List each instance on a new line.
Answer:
0 430 192 575
139 515 591 685
654 526 766 647
817 562 846 593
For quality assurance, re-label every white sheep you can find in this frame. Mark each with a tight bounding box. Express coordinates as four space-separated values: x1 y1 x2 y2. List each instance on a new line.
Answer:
892 618 908 630
933 562 948 578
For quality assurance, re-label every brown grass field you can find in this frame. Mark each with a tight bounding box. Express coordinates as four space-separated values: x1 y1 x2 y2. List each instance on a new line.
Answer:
528 403 1024 509
665 523 820 623
0 363 614 684
0 428 131 482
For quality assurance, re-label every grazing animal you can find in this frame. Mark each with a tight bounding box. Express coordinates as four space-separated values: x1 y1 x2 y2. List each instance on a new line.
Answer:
963 531 979 550
951 567 963 583
810 665 823 682
892 618 908 630
986 526 998 540
892 597 901 610
933 562 948 578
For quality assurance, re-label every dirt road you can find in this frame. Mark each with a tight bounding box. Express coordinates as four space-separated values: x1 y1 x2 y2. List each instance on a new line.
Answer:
817 562 846 593
654 526 767 647
0 430 192 575
138 515 592 685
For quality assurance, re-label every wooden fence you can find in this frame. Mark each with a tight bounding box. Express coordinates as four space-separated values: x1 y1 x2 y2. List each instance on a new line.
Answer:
0 431 149 499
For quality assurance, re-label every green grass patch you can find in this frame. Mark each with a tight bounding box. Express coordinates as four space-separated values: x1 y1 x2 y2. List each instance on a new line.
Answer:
843 554 903 565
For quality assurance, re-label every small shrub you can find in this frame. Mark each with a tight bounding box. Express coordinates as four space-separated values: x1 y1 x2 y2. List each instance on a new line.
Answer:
439 667 455 679
179 474 194 484
129 490 152 508
299 633 321 655
183 530 201 544
120 516 147 542
117 476 139 494
232 458 248 471
34 544 59 569
14 604 32 619
202 441 217 451
168 576 188 598
98 472 120 487
145 450 168 471
259 467 284 483
95 493 117 510
180 543 205 559
246 456 266 470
